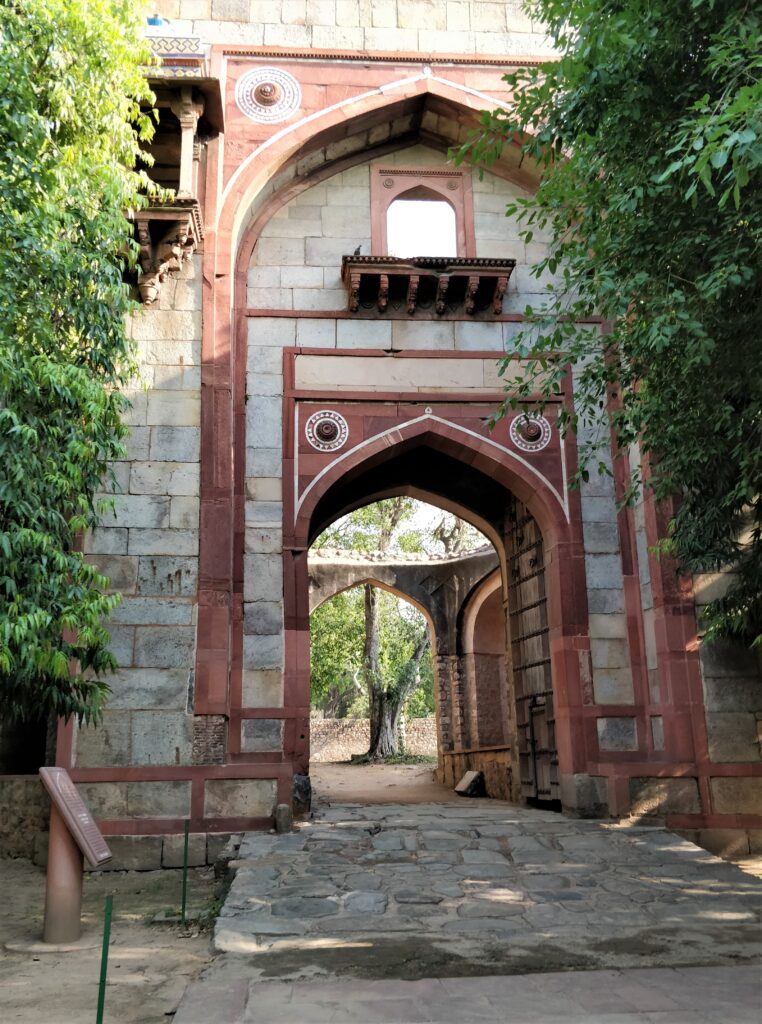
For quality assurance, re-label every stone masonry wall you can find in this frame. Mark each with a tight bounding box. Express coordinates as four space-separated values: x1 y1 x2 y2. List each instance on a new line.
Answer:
77 256 203 821
310 718 437 761
244 148 553 751
150 0 555 57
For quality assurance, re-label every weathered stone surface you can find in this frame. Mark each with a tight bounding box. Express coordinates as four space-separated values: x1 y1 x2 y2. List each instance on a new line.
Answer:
243 601 283 635
710 777 762 815
243 633 282 670
75 782 128 820
629 777 701 816
128 528 199 556
344 891 388 913
162 833 207 868
98 835 163 871
137 556 198 596
127 780 191 817
130 711 193 766
134 626 196 668
596 716 638 752
242 669 284 707
107 667 190 710
150 426 201 462
241 718 284 753
706 712 761 763
204 779 277 818
76 711 132 768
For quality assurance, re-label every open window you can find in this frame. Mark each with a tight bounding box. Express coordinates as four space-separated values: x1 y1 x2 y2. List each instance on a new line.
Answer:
371 166 475 257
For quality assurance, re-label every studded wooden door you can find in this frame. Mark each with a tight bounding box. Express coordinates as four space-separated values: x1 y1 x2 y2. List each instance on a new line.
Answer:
507 497 559 802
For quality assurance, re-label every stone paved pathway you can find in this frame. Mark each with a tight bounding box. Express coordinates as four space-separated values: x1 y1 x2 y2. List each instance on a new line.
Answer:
174 800 762 1022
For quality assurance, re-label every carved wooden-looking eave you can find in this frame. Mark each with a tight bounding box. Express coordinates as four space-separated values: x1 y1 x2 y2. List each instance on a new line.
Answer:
130 198 204 305
341 256 516 317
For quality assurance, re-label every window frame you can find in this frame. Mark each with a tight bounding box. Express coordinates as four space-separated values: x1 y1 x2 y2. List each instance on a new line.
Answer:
370 165 476 257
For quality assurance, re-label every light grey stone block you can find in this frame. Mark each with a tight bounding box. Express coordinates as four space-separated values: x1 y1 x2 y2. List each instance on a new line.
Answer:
84 528 128 555
170 496 200 529
130 461 199 496
244 601 283 635
706 712 761 763
244 500 283 525
76 711 132 768
596 716 638 752
245 447 282 477
112 597 194 626
162 833 207 867
94 835 163 871
137 556 198 596
99 494 170 529
336 319 392 348
87 554 138 594
296 318 336 347
243 633 283 671
592 668 634 705
107 668 190 710
241 718 285 753
134 626 196 668
127 781 191 817
244 528 282 554
243 554 283 602
150 426 201 462
75 782 128 820
630 776 701 816
130 711 193 766
128 529 199 556
246 396 282 448
242 669 284 707
204 779 277 818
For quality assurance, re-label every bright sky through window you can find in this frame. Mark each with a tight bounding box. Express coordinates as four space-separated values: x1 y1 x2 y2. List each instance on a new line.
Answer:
387 198 457 257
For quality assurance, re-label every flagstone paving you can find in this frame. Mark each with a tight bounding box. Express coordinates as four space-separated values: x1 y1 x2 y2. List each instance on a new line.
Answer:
173 800 762 1021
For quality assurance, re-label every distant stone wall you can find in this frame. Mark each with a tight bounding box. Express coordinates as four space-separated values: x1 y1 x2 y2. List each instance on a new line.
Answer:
311 718 437 761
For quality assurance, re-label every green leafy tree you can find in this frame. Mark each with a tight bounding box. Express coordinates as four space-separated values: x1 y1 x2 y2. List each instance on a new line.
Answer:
0 0 156 724
456 0 762 645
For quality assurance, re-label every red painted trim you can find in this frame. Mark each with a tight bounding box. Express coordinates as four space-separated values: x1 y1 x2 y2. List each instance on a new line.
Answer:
220 46 554 68
98 817 273 836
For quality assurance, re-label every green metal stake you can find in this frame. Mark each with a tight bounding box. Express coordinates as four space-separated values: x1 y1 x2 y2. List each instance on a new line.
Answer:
96 894 113 1024
181 819 190 926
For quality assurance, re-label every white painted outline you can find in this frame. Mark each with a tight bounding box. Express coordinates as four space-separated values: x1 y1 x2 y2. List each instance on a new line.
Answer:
293 412 570 525
220 71 504 224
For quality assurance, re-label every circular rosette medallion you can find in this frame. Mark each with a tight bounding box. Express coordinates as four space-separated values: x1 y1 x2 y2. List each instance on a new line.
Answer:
509 412 552 452
235 67 302 124
305 410 349 452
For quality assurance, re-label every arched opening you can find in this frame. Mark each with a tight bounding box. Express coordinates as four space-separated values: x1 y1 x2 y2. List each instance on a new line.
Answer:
287 430 575 805
386 189 457 258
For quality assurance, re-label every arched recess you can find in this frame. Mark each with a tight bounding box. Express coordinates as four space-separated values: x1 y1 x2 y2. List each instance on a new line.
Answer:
280 418 590 802
194 81 542 724
308 575 443 765
460 570 510 753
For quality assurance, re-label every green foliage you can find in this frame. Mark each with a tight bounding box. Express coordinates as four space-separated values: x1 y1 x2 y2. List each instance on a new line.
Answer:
310 586 434 719
0 0 156 722
455 0 762 646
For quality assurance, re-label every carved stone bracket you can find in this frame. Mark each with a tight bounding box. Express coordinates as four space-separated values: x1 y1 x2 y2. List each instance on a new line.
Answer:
131 198 203 305
341 255 517 317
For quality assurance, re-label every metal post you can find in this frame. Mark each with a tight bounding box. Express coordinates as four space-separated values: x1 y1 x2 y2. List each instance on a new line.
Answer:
43 803 84 943
181 819 189 926
96 894 113 1024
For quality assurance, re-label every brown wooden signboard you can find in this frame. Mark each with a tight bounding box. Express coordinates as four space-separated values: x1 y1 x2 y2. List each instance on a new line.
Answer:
39 767 112 867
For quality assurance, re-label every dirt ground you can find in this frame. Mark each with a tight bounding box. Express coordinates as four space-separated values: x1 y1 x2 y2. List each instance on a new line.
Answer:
310 760 462 805
0 858 219 1024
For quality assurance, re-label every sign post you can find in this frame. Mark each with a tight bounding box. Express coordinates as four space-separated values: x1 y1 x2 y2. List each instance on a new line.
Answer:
39 768 112 945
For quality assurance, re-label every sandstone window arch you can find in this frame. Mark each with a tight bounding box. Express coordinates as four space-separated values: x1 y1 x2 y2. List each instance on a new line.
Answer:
370 165 475 257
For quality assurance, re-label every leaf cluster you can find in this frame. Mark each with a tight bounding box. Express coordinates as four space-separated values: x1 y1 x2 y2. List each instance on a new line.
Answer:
0 0 156 722
455 0 762 645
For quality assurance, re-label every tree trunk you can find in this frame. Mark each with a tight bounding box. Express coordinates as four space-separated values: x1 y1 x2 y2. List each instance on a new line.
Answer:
362 584 383 753
367 632 429 760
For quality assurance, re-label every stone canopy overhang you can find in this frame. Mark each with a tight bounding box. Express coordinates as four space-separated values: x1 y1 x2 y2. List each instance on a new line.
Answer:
341 255 517 317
